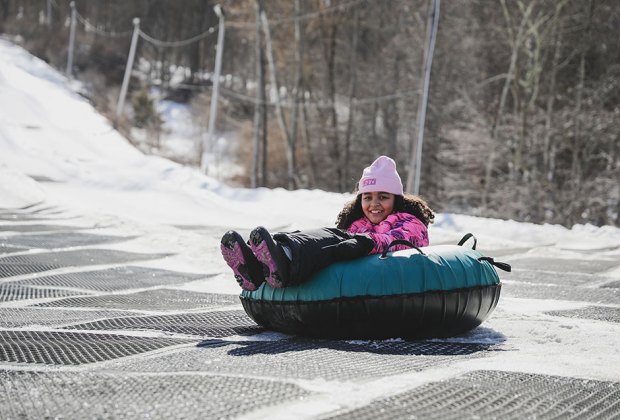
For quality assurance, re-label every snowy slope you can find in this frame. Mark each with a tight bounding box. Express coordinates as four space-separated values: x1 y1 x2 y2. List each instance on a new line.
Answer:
2 37 619 246
1 37 620 387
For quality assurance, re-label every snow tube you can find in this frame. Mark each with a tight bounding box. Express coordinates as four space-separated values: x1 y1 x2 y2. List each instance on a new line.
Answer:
240 235 507 339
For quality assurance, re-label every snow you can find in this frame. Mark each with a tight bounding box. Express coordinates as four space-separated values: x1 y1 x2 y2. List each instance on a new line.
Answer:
1 35 619 395
0 167 46 207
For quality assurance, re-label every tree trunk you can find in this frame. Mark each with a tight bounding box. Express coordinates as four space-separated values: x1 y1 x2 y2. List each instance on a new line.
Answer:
568 0 594 225
290 0 305 187
0 1 10 21
296 2 316 188
387 56 401 158
343 6 360 190
522 8 546 187
300 90 316 187
252 0 266 188
371 102 379 145
260 7 295 189
571 0 593 186
481 0 533 208
543 1 566 182
319 15 342 191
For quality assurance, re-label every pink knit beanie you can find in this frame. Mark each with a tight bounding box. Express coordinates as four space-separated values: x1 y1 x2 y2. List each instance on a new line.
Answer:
357 156 404 195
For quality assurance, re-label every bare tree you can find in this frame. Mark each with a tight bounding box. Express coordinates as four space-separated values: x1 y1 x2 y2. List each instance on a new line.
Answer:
342 5 360 189
4 0 618 227
260 4 297 189
252 0 267 188
481 0 534 209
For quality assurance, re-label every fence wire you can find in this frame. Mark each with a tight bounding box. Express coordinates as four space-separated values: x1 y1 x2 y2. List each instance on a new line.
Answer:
75 11 133 38
62 1 411 111
138 26 218 48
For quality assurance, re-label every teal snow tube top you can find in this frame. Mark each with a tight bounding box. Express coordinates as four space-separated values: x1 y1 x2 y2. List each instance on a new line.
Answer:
240 242 504 339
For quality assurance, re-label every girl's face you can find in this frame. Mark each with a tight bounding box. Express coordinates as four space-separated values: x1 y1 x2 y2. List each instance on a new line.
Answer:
361 192 395 224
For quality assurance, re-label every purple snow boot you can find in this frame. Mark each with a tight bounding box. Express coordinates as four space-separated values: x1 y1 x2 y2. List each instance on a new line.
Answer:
249 226 291 288
220 230 264 291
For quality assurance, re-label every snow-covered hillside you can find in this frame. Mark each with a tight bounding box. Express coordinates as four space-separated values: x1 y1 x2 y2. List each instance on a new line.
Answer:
1 37 620 385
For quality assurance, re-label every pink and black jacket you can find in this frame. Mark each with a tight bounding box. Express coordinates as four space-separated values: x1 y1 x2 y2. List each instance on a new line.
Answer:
273 212 429 285
347 212 429 254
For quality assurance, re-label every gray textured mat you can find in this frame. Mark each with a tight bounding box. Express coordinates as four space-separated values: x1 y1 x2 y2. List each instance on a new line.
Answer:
502 282 620 305
65 309 263 337
560 245 620 253
106 339 495 381
26 174 57 182
14 265 208 291
0 244 26 254
0 370 310 419
504 257 618 274
173 225 214 230
546 306 620 323
0 208 66 221
0 231 132 249
0 250 168 278
505 269 601 287
602 280 620 289
0 224 84 233
324 370 620 419
0 206 61 214
36 289 239 311
0 283 84 302
0 330 191 365
477 247 532 257
0 307 135 328
0 213 56 221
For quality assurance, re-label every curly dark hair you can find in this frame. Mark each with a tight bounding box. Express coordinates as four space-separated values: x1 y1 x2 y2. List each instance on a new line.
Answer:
335 193 435 229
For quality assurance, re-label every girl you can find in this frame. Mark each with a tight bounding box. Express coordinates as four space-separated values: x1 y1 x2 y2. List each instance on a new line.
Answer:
220 156 434 291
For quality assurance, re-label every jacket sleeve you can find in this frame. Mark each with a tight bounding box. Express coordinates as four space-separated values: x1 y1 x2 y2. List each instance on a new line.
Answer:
346 217 374 235
364 213 429 254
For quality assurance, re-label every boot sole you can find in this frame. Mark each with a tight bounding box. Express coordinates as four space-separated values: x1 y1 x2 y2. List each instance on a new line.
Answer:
249 227 289 288
220 231 263 291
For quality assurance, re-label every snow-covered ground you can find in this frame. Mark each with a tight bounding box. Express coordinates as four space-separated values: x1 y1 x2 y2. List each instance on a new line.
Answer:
1 35 619 391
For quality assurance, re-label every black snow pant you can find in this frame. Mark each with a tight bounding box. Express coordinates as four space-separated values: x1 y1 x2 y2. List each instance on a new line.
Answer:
273 228 374 286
